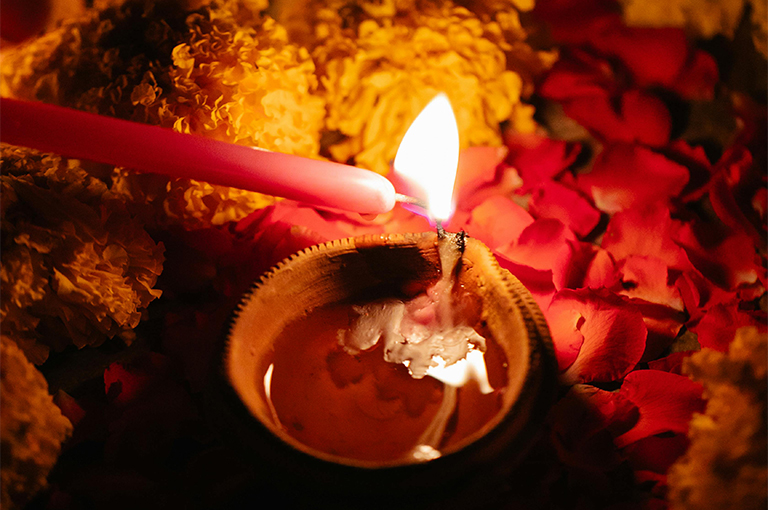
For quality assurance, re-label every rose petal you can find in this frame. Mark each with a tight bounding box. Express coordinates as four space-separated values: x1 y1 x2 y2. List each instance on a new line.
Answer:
549 384 639 470
529 181 602 238
580 144 689 213
674 221 762 290
538 56 614 101
614 369 704 448
453 146 509 210
546 288 647 383
620 89 672 147
602 202 691 270
647 351 694 375
495 254 557 312
671 49 719 100
688 303 765 352
461 195 533 250
618 255 684 311
501 218 592 290
624 433 690 474
626 299 687 361
561 95 635 143
533 0 622 44
583 248 621 290
503 132 582 192
591 27 689 88
104 353 170 405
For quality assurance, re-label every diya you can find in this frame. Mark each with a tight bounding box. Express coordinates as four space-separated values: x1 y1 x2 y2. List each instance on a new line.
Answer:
216 94 558 501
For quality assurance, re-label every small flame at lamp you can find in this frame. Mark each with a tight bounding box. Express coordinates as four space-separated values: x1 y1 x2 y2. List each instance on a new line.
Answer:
426 350 494 394
393 93 460 223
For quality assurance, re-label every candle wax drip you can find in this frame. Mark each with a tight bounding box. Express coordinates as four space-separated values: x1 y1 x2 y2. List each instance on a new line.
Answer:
266 304 508 463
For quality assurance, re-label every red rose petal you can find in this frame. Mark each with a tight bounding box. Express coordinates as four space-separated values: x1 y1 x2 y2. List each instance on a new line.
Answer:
674 221 762 290
54 390 86 426
602 202 691 270
625 433 690 474
503 132 582 192
614 369 704 448
620 89 672 147
618 255 684 311
529 181 601 238
580 144 689 213
626 299 687 361
539 57 614 101
546 288 647 383
591 27 689 88
688 302 765 352
501 218 592 290
647 351 694 375
709 168 765 249
561 95 634 143
549 384 639 470
495 254 557 312
671 49 719 100
104 353 170 405
533 0 622 44
462 195 533 250
453 146 509 210
583 248 621 290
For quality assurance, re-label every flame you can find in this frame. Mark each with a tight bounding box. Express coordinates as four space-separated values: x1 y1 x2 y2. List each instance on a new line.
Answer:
393 93 460 222
426 350 494 394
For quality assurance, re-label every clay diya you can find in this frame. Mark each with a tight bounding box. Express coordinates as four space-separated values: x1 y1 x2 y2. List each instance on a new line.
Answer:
221 230 557 499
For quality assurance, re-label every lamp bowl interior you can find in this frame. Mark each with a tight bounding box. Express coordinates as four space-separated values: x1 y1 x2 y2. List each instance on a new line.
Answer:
223 232 557 494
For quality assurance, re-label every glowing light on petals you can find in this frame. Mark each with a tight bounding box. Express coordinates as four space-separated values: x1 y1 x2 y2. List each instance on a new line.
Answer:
426 350 494 394
394 93 460 222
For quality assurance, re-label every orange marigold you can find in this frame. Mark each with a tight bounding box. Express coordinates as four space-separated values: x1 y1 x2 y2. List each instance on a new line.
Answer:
1 145 164 364
1 0 325 229
277 0 550 174
1 335 72 510
668 326 767 510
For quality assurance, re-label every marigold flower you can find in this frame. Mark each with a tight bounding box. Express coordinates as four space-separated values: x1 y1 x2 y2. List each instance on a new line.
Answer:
1 145 164 364
1 335 72 510
1 0 325 229
287 0 548 174
668 326 767 510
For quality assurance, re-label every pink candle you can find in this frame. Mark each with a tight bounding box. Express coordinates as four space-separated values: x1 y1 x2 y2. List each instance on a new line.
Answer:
0 98 396 214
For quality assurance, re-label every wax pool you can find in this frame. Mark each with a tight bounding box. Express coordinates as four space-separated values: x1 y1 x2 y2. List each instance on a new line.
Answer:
263 301 509 463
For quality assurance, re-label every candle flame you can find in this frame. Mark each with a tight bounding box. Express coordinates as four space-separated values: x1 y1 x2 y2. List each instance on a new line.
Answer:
426 350 494 394
393 93 459 222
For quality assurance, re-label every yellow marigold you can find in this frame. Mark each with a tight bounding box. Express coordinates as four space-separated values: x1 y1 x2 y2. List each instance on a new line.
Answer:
749 0 767 57
668 326 767 510
1 0 325 229
290 0 544 174
1 145 164 364
1 335 72 510
620 0 766 56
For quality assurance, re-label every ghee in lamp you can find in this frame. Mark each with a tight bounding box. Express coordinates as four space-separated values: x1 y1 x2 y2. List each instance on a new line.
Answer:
223 231 557 494
264 232 509 463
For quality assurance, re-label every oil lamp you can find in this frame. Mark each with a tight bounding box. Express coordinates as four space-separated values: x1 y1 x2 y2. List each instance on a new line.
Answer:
219 94 557 502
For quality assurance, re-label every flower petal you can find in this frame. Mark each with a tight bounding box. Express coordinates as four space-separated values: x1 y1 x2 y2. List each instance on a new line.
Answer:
461 196 533 250
547 288 647 383
614 369 704 448
529 181 602 238
580 144 689 213
504 132 582 192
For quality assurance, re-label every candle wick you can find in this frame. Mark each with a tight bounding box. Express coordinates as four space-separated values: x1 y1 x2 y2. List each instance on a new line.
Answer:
436 221 446 239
